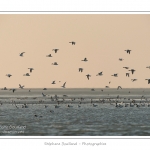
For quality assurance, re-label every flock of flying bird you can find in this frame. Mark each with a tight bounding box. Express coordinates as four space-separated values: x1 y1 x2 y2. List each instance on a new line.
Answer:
2 42 150 93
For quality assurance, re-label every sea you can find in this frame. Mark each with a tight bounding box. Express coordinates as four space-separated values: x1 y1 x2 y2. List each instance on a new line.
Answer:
0 88 150 136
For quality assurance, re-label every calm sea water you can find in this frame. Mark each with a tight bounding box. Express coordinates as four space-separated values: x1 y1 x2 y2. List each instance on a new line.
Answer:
0 88 150 136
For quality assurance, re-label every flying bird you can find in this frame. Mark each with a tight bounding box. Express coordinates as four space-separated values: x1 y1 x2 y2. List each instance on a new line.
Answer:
129 69 136 74
52 49 59 53
131 79 137 82
79 68 83 72
96 72 103 76
81 58 88 62
19 52 25 57
19 84 24 89
6 74 12 77
69 41 76 45
42 93 46 97
117 86 122 90
126 73 130 77
125 49 131 54
46 54 52 57
23 73 30 76
52 62 58 65
105 86 109 88
28 68 34 73
61 82 66 88
111 74 118 77
86 74 91 80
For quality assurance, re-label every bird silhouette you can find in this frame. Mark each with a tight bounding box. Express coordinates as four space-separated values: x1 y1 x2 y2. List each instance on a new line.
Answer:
2 87 7 90
86 74 91 80
96 72 103 76
111 74 118 77
81 58 88 62
129 69 136 74
46 54 52 57
119 58 124 61
42 93 46 97
61 82 66 88
145 79 150 84
52 49 59 53
123 67 129 69
117 86 122 90
23 73 30 76
126 73 130 77
52 62 58 65
79 68 83 72
28 68 34 73
125 49 131 54
131 79 137 82
19 84 24 89
51 81 56 84
69 41 76 45
10 89 16 93
19 52 25 57
6 74 12 77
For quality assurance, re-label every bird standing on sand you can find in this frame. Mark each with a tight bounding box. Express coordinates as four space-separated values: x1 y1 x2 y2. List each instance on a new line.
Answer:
46 54 52 57
86 74 91 80
145 79 150 84
119 58 124 61
23 73 30 76
6 74 12 77
81 58 88 62
19 52 25 57
69 41 76 45
125 49 131 54
146 66 150 69
79 68 83 72
52 49 59 53
28 68 34 73
52 62 58 65
2 87 7 90
126 73 130 77
51 81 56 84
61 82 66 88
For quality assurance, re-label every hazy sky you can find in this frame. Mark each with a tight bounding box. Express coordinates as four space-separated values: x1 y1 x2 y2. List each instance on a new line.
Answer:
0 14 150 88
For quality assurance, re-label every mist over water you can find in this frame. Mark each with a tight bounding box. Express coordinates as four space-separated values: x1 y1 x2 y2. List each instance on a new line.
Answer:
0 88 150 136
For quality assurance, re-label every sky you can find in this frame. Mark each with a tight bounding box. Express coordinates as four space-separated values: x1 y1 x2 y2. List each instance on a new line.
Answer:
0 14 150 88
